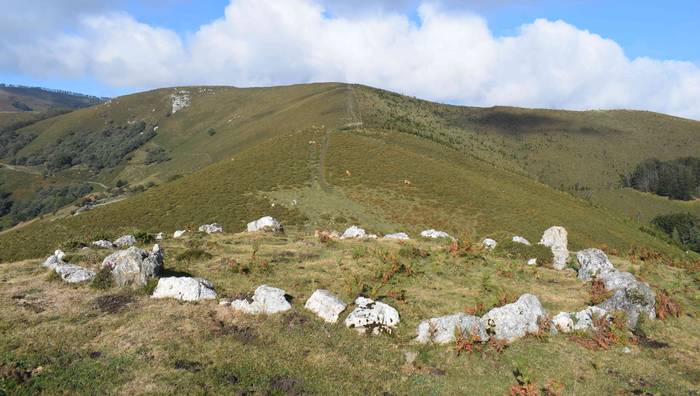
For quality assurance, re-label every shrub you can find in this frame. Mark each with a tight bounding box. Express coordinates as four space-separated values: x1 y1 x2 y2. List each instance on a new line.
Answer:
207 128 217 136
650 213 700 253
46 270 61 282
91 267 114 290
144 146 170 165
176 249 213 262
134 231 155 244
655 289 682 320
589 278 612 305
142 278 159 295
494 240 554 267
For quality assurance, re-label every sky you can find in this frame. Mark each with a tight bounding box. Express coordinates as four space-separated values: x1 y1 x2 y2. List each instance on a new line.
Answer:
1 0 699 119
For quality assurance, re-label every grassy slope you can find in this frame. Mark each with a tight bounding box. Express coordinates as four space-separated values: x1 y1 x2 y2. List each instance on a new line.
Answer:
1 232 698 394
355 86 700 220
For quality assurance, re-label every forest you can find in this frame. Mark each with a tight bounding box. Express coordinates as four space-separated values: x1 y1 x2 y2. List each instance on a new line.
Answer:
624 157 700 200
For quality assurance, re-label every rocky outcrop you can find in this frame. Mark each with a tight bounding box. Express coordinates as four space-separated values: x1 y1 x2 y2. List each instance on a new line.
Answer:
480 294 545 342
482 238 497 250
151 277 217 301
304 289 347 323
539 226 569 270
198 223 223 234
92 240 114 249
344 297 400 334
512 236 531 245
42 250 95 283
420 229 453 240
383 232 410 240
341 225 366 239
598 283 655 328
576 249 615 281
247 216 282 233
415 313 488 344
42 250 66 270
230 285 292 315
113 235 136 248
101 245 164 287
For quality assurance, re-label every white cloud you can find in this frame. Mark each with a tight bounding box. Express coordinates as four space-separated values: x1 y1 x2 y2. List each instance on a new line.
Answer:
1 0 699 119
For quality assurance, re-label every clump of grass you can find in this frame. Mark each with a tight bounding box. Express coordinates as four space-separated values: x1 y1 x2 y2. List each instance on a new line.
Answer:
61 239 88 251
90 267 113 290
134 231 155 244
398 245 430 259
568 312 631 350
176 249 213 262
46 270 61 282
351 246 369 259
494 240 554 267
142 278 159 296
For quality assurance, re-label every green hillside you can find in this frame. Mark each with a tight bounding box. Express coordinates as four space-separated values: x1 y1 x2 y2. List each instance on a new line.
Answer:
0 83 698 262
0 84 104 112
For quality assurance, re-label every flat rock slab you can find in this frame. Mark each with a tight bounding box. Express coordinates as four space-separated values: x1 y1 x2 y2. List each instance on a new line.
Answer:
152 277 217 301
420 229 453 240
416 313 488 344
230 285 292 315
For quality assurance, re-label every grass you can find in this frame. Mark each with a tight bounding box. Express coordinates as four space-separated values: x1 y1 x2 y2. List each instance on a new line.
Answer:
1 230 699 394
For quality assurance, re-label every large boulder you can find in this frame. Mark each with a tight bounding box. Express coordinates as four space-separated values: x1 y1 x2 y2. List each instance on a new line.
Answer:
230 285 292 315
539 226 569 270
415 313 489 344
512 236 531 245
54 264 96 284
599 271 638 291
113 235 137 248
344 297 400 334
341 225 366 239
598 283 655 328
92 240 114 249
383 232 410 241
480 294 546 342
198 223 223 234
304 289 347 323
420 229 454 240
576 248 615 281
101 245 164 287
151 277 217 301
482 238 497 250
246 216 282 233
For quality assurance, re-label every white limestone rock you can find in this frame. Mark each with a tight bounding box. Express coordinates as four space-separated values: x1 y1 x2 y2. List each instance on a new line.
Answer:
573 306 608 331
246 216 282 233
42 250 66 270
304 289 347 323
155 232 164 241
151 277 217 302
113 235 136 248
198 223 223 234
384 232 410 240
420 229 454 240
173 230 187 238
170 90 191 114
576 248 615 281
344 297 400 334
480 294 546 343
230 285 292 315
54 264 96 284
482 238 497 250
600 271 638 291
512 236 531 246
551 312 574 333
92 240 114 249
598 282 655 328
101 245 164 287
415 313 488 344
539 226 569 270
341 225 366 239
527 258 538 266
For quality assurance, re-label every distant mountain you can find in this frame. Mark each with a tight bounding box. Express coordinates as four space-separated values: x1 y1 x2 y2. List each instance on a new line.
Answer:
0 84 106 112
0 83 698 262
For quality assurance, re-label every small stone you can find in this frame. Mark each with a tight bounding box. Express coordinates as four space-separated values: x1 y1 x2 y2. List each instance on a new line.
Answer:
420 229 454 240
92 240 114 249
173 230 187 238
512 236 531 245
230 285 292 315
198 223 223 234
246 216 282 232
151 277 217 301
384 232 410 240
482 238 497 250
527 258 537 266
113 235 136 247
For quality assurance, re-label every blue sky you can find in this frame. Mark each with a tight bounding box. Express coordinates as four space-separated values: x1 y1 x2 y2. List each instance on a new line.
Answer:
1 0 699 118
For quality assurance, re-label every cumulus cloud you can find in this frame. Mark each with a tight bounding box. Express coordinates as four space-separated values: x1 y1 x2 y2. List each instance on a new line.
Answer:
1 0 699 119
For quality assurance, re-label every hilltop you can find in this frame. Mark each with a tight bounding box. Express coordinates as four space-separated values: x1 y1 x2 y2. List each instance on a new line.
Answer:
0 83 698 262
0 84 105 113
